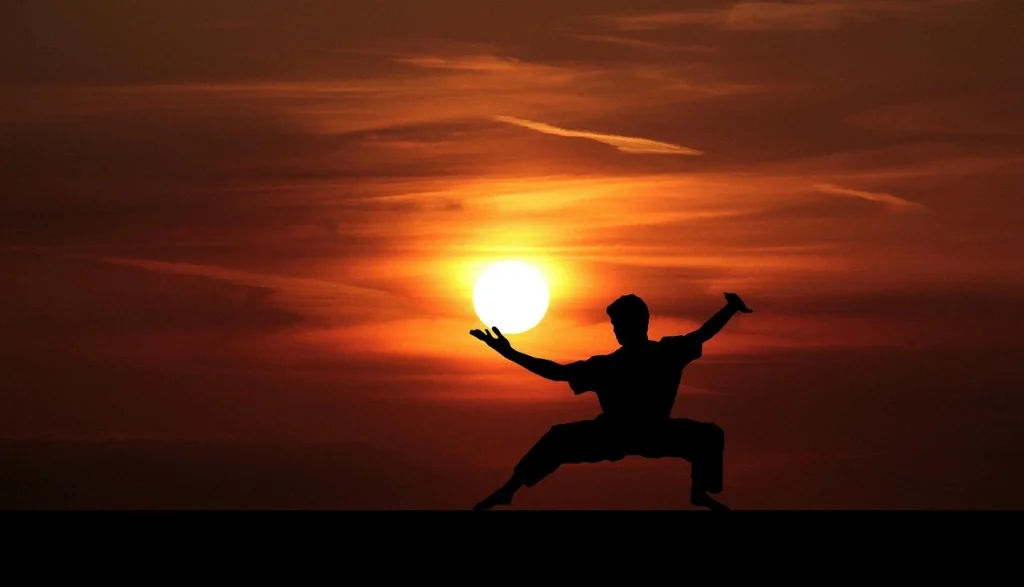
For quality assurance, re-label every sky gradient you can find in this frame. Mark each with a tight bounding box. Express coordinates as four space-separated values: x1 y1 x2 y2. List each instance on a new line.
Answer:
2 0 1024 508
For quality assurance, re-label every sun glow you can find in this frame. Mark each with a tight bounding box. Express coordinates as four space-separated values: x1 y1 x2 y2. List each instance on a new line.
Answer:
472 260 550 334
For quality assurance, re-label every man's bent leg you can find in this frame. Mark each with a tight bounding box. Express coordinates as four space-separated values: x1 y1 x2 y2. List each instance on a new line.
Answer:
690 422 725 495
640 419 727 509
683 422 727 509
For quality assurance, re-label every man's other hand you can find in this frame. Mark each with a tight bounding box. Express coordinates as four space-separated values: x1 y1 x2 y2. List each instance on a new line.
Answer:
724 292 752 313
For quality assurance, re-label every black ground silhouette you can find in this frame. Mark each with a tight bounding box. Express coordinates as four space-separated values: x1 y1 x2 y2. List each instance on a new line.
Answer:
470 292 752 510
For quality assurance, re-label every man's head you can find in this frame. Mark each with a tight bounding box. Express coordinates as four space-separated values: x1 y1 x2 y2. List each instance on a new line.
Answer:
606 294 650 345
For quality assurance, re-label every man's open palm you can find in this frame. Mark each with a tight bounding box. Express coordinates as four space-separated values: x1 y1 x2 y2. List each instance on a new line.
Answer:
470 327 512 353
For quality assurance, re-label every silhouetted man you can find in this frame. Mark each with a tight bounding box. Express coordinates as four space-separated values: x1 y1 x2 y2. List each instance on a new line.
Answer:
469 292 752 510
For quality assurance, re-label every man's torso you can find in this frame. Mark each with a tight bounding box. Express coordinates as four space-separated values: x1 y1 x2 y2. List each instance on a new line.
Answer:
567 335 702 421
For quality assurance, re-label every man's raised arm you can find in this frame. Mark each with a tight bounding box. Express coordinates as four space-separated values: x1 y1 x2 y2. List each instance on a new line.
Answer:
469 327 570 381
688 292 752 343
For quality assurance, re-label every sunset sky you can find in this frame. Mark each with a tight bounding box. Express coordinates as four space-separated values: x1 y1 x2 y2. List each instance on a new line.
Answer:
2 0 1023 509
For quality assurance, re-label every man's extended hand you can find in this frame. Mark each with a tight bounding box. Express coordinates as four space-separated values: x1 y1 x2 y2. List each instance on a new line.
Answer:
470 326 513 354
724 292 752 313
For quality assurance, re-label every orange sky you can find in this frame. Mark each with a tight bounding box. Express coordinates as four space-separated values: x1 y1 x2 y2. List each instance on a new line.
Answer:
2 0 1024 509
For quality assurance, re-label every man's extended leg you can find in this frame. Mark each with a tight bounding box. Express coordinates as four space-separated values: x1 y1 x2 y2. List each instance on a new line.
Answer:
472 475 523 511
474 419 622 510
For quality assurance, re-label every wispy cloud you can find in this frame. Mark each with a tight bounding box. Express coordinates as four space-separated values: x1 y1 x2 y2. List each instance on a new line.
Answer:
491 115 704 155
564 33 713 53
392 55 534 72
812 183 926 211
3 49 759 149
595 0 975 31
97 256 412 323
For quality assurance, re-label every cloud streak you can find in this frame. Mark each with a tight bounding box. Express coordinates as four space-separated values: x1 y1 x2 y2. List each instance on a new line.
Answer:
96 256 412 323
393 55 535 72
491 115 704 155
564 33 712 53
596 0 975 31
7 52 753 140
811 183 926 211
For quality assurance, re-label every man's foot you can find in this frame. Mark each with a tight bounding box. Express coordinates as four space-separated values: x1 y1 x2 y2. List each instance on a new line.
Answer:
473 486 517 510
691 489 730 511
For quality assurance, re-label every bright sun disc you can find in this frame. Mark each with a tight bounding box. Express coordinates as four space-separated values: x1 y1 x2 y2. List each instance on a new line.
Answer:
473 261 550 335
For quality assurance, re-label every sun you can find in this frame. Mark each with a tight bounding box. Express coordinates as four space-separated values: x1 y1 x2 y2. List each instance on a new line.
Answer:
472 260 550 335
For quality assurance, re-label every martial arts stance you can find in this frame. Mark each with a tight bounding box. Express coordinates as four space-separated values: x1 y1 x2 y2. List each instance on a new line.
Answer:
470 292 752 510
